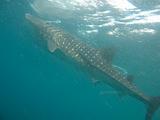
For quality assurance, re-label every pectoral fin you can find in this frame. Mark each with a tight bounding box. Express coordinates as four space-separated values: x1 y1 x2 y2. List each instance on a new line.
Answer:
91 78 101 85
47 40 57 52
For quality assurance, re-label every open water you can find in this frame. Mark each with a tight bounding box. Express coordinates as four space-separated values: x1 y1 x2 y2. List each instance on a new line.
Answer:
0 0 160 120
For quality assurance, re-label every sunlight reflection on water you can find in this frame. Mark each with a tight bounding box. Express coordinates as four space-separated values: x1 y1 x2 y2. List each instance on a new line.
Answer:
30 0 160 38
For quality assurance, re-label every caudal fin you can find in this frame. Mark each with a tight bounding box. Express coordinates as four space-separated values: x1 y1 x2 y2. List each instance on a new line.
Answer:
146 96 160 120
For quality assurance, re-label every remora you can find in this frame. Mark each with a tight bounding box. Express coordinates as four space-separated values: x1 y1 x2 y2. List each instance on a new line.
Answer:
25 13 160 120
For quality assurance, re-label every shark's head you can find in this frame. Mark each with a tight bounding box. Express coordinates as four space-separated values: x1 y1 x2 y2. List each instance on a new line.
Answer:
25 13 46 29
25 13 59 52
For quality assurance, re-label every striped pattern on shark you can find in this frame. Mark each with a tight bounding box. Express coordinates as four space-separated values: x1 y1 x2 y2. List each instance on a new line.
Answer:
25 13 160 120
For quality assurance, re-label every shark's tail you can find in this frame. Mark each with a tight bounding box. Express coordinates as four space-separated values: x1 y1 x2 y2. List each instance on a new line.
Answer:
146 96 160 120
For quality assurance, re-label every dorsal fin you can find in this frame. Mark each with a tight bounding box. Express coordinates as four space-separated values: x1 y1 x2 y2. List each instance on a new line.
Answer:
100 47 116 64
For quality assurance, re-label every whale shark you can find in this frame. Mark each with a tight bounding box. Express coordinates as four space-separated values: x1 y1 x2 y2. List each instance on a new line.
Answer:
25 13 160 120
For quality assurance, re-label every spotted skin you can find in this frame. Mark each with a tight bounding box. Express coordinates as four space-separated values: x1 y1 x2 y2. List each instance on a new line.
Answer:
26 14 160 120
26 13 151 103
38 22 150 104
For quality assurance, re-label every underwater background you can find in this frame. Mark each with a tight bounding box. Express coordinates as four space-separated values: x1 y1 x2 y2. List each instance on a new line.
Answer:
0 0 160 120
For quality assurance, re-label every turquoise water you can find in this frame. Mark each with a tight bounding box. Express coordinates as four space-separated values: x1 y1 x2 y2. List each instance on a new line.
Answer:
0 0 160 120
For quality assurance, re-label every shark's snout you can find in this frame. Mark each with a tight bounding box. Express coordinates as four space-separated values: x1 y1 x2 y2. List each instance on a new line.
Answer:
25 13 46 28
